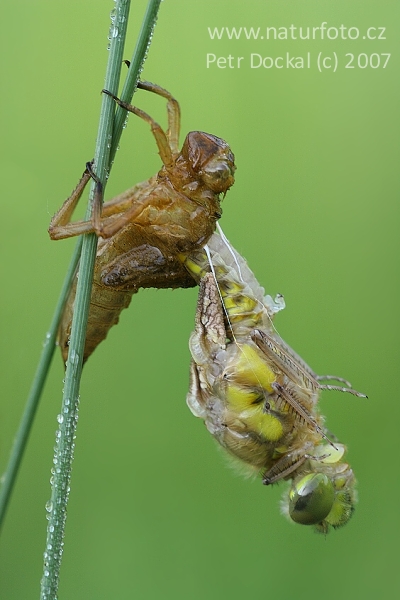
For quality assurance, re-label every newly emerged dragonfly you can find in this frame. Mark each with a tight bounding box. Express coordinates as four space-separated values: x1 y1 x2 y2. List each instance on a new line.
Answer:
49 81 235 362
181 231 366 533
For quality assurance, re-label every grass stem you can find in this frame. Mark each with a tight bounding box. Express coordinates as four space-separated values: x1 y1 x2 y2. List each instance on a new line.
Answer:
40 2 162 598
0 240 82 530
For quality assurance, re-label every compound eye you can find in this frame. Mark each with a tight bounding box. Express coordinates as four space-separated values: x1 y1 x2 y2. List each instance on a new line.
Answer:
201 159 235 193
288 473 335 525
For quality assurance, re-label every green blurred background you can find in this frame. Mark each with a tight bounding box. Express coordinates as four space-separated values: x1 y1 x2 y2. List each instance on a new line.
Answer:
1 0 399 598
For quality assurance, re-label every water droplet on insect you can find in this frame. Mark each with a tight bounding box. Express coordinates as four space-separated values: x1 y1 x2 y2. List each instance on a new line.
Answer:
45 501 53 513
57 414 64 424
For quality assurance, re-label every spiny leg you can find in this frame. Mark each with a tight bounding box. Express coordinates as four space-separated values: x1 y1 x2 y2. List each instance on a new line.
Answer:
271 382 336 448
252 329 367 398
263 445 333 485
315 374 367 397
263 450 308 485
316 374 352 388
318 383 367 398
252 329 320 392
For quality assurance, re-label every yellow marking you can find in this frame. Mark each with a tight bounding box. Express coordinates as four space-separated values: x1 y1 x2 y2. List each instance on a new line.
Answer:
227 344 276 392
223 295 258 315
221 279 242 294
179 255 207 278
246 406 284 442
224 383 260 411
223 379 284 442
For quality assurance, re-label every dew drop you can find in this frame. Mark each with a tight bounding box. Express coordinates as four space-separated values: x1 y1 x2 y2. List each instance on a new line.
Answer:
43 332 52 347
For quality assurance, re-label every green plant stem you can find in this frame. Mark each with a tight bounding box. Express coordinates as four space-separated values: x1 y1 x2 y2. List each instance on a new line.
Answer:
0 0 163 540
39 11 128 594
39 1 162 598
0 239 82 530
110 0 163 163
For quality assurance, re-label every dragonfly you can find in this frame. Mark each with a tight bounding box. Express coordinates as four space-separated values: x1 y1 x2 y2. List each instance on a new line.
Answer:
49 82 365 531
180 230 366 532
49 81 236 362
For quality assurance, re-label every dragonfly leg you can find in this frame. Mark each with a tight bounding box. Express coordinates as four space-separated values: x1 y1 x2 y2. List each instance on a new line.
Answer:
137 81 181 154
263 450 308 485
50 81 180 240
48 163 95 240
102 89 174 168
49 161 112 240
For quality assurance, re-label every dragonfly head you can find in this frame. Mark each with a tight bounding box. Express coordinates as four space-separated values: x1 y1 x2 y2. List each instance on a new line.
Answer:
182 131 236 194
284 448 356 532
